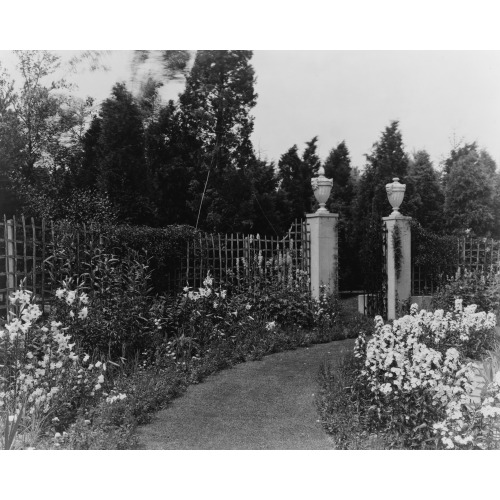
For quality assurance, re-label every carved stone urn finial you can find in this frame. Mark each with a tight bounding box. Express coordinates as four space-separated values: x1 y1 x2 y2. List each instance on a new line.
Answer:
385 177 406 217
311 166 333 213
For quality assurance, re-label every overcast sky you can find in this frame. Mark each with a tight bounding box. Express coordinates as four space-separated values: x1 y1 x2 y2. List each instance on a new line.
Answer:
2 50 499 171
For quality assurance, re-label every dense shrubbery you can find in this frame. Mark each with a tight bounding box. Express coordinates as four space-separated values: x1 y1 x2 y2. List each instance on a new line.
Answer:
432 268 500 319
318 300 500 449
102 224 199 293
50 221 199 294
1 238 351 449
411 221 459 274
47 245 164 359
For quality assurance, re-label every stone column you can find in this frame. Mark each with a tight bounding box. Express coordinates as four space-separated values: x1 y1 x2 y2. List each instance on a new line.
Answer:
306 212 339 299
383 214 412 320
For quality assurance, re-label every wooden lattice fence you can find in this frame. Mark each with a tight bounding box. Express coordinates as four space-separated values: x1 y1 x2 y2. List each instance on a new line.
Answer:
0 216 310 316
0 216 105 317
412 235 500 295
176 219 311 292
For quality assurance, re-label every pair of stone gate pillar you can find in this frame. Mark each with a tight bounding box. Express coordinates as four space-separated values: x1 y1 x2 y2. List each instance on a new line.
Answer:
307 172 411 320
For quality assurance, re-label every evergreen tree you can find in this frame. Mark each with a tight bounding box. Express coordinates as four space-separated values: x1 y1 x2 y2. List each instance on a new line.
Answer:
142 100 194 226
277 137 321 226
178 50 258 231
302 136 321 177
278 145 306 225
323 141 357 289
93 82 154 224
324 140 354 216
442 141 477 179
353 121 409 291
443 146 498 236
405 150 444 231
356 120 409 222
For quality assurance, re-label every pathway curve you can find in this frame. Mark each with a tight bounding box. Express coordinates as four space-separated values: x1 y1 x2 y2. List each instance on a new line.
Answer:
137 338 355 449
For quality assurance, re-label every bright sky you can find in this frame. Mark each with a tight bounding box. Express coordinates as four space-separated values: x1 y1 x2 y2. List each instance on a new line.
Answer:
1 50 500 171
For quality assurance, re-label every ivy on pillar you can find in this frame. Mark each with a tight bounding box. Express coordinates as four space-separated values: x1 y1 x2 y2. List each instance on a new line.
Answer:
307 166 338 299
383 178 412 320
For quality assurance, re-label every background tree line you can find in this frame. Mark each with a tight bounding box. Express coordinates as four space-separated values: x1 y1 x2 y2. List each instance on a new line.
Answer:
1 50 499 290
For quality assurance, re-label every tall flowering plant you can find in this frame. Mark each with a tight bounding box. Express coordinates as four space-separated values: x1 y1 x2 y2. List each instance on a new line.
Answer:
353 300 497 448
0 287 106 449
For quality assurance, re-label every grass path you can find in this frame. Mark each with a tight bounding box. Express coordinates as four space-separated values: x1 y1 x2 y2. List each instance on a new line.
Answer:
137 338 355 449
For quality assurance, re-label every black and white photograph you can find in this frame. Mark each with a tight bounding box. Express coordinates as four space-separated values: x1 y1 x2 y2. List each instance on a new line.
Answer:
1 1 499 498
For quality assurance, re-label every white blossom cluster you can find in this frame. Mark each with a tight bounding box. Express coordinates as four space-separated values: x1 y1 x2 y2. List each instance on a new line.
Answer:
354 300 499 449
183 272 227 305
0 286 106 447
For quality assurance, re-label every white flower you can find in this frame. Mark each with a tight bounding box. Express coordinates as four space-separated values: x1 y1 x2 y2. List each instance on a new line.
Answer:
380 383 392 395
78 307 88 320
55 289 65 299
265 321 276 331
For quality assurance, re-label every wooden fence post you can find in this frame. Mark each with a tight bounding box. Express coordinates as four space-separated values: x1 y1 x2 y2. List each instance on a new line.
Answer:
5 218 16 316
6 219 15 290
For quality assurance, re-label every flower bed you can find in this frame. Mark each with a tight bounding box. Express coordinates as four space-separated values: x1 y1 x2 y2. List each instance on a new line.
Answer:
1 265 364 449
318 299 500 449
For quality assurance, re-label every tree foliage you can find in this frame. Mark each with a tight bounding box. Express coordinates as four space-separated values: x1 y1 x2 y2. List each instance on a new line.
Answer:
405 150 444 231
277 137 321 226
443 144 499 237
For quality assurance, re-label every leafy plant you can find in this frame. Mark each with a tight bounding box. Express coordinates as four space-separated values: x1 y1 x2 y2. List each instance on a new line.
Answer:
347 301 498 449
0 288 108 449
432 268 500 318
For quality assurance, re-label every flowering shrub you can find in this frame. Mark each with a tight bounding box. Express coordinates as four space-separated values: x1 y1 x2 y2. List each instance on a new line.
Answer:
353 300 497 448
312 285 339 327
0 288 107 449
160 272 340 363
432 267 500 319
430 368 500 450
49 248 164 359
